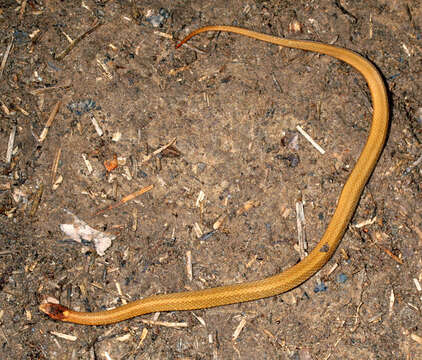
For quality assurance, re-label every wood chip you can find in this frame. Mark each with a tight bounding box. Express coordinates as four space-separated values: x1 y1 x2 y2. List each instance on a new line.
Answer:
354 216 377 228
141 138 176 164
90 114 103 136
186 250 193 281
196 190 205 207
115 281 127 305
141 319 188 328
29 184 44 217
39 101 61 142
213 214 227 230
116 333 131 342
414 278 422 292
193 222 203 238
296 125 325 154
0 37 13 79
30 79 71 95
25 309 32 321
192 312 206 327
95 184 153 216
55 20 102 60
6 125 16 164
367 312 382 323
232 317 247 341
296 200 308 259
388 288 395 317
50 331 77 341
139 327 148 346
82 153 93 174
51 147 62 185
236 200 260 215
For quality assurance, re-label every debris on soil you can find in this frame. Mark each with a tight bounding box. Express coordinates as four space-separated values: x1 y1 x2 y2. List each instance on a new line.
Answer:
59 210 115 256
0 1 421 359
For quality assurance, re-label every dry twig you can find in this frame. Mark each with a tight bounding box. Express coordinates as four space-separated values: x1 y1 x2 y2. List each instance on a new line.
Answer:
0 37 13 79
39 101 61 142
141 138 177 164
95 184 154 216
55 20 102 60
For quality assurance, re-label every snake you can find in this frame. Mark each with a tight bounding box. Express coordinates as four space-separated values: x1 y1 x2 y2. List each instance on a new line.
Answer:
39 25 389 325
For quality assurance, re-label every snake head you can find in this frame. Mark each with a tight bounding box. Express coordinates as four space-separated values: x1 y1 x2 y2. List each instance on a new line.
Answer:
39 302 70 321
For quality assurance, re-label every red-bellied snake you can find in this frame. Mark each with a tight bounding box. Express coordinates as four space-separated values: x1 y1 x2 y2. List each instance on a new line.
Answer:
40 25 389 325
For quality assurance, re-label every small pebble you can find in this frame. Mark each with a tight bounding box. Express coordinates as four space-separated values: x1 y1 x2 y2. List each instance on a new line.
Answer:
337 273 348 283
146 8 170 28
314 281 327 293
67 99 96 115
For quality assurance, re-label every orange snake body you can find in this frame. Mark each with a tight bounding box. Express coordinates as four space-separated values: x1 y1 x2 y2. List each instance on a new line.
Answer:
40 26 389 325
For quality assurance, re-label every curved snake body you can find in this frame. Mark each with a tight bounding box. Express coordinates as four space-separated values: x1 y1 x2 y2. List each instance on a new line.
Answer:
40 26 389 325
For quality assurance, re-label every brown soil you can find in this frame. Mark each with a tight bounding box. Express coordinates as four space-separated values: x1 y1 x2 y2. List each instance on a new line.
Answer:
1 1 421 359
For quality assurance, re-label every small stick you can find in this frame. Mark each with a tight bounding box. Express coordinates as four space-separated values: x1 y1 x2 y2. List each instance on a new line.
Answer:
90 283 131 302
1 102 11 115
388 288 395 317
55 20 102 60
90 114 103 136
236 200 260 215
196 190 205 207
413 278 422 302
51 147 62 185
354 216 377 228
193 222 203 238
138 327 149 347
39 101 61 142
141 319 188 328
296 125 326 154
132 208 138 232
154 31 173 40
186 250 193 281
414 278 422 292
232 317 247 341
376 243 403 264
6 125 16 164
192 312 206 327
30 79 72 95
95 184 154 216
141 138 176 164
115 281 127 305
81 153 93 174
0 37 13 79
296 200 308 259
19 0 27 20
0 250 13 256
50 331 77 342
271 73 282 93
15 104 29 116
30 184 44 217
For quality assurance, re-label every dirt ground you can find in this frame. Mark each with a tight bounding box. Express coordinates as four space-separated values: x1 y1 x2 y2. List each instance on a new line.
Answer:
1 0 421 359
